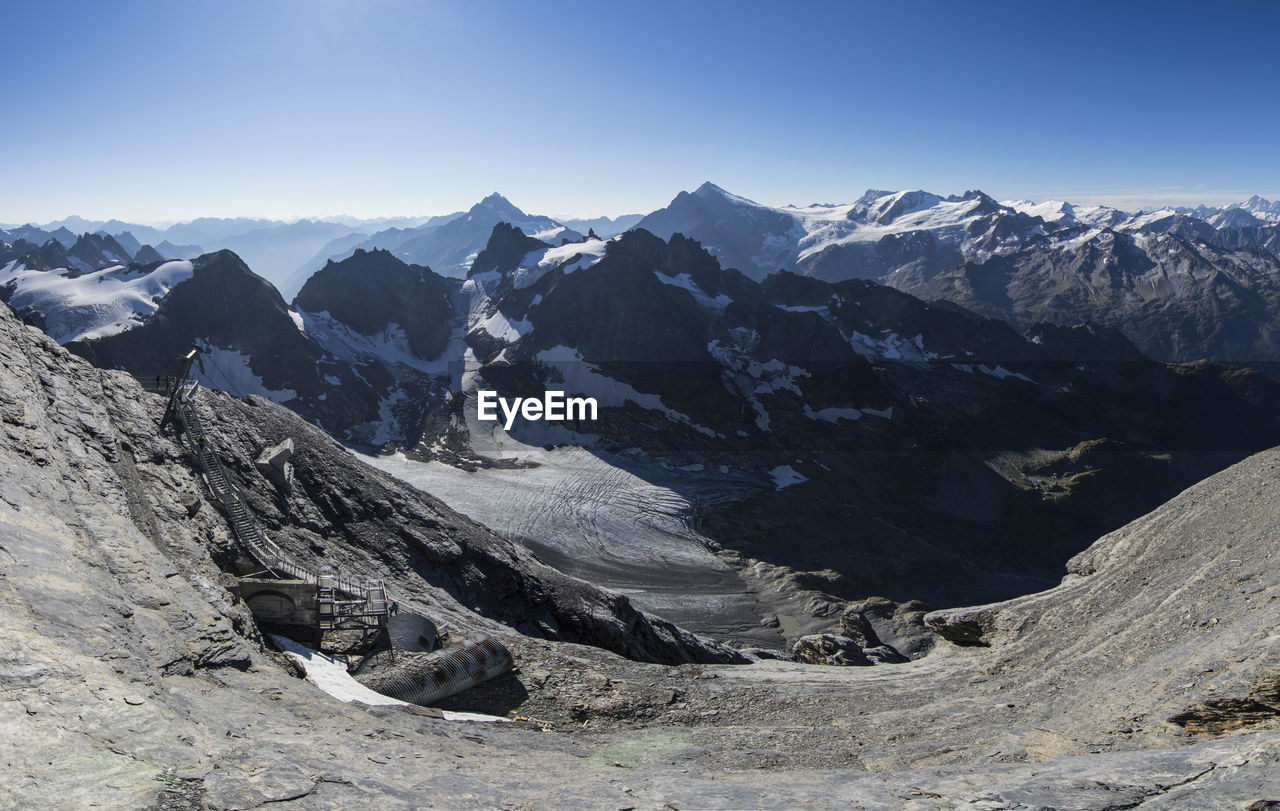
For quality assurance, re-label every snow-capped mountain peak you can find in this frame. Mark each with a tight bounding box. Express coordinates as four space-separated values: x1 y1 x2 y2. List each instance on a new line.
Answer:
632 182 1280 289
1238 194 1280 221
869 189 945 225
299 194 584 281
690 180 766 208
1002 199 1078 224
471 192 527 221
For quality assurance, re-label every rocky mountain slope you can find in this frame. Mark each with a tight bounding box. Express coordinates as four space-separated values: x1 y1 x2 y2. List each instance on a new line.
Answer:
3 295 1279 808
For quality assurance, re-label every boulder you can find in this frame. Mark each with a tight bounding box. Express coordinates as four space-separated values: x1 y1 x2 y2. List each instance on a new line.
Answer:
791 634 871 666
255 438 295 494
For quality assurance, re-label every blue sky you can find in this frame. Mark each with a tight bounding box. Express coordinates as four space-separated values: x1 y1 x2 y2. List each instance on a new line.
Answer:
5 0 1278 223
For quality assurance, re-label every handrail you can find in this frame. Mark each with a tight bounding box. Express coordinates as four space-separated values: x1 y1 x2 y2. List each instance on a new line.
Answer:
170 384 388 624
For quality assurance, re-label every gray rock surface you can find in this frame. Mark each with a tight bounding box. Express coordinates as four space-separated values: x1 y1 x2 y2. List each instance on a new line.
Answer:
844 596 937 658
3 298 1280 809
791 634 872 666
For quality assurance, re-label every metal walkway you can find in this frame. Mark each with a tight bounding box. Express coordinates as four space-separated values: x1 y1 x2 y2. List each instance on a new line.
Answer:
166 374 389 633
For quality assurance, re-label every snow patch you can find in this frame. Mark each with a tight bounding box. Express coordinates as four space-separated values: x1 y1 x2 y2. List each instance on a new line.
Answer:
194 343 298 404
271 635 508 722
543 238 608 274
654 271 731 311
475 308 532 343
531 345 717 437
769 465 808 489
978 364 1035 383
508 239 608 289
1002 199 1077 224
297 310 449 374
529 225 566 242
803 405 864 423
0 259 194 343
843 329 938 362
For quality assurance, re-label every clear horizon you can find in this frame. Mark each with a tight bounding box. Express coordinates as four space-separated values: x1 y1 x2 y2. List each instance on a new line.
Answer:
6 0 1279 224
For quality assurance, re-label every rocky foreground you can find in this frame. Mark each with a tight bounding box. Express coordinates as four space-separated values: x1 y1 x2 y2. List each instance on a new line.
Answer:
2 298 1279 809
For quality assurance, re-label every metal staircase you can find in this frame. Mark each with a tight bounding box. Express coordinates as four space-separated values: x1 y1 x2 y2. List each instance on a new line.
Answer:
165 371 388 634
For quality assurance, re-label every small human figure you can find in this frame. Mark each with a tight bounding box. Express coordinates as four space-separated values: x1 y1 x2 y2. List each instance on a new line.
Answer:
389 601 399 616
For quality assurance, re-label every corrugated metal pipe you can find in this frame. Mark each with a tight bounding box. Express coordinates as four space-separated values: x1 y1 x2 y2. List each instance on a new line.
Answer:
361 636 513 706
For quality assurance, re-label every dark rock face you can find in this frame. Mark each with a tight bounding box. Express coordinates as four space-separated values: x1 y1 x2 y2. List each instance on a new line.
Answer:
132 244 165 264
512 230 730 364
19 238 71 271
294 248 458 360
468 222 551 277
67 232 133 267
1025 321 1149 362
843 597 936 659
925 607 996 646
791 634 871 666
67 249 389 435
0 236 37 267
838 605 882 648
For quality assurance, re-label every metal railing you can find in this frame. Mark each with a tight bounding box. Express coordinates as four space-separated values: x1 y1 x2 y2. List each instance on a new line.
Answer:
170 383 388 628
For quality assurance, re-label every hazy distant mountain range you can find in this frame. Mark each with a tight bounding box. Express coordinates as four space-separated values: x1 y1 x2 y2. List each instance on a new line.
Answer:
1 198 644 300
7 181 1280 365
635 184 1280 367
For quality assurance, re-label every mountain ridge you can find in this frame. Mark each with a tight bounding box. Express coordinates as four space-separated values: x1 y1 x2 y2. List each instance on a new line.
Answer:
632 183 1280 368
